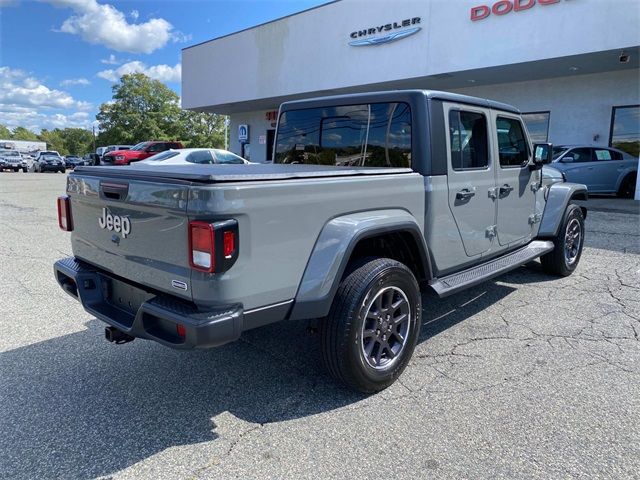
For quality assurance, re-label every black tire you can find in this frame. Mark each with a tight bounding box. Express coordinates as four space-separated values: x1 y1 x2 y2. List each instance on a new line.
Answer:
22 167 27 173
617 173 636 199
320 258 422 393
13 168 19 172
540 204 585 277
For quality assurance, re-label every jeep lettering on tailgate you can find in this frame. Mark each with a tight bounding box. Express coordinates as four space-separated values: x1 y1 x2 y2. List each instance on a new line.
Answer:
98 207 131 238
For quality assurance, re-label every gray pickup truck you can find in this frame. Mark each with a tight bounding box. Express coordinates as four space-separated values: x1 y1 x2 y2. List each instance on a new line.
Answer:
54 90 587 393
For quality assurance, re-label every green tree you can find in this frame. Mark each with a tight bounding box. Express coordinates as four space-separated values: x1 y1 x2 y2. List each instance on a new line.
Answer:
179 110 226 148
38 129 67 155
0 124 12 139
96 73 182 145
60 128 94 155
12 126 39 141
96 73 226 149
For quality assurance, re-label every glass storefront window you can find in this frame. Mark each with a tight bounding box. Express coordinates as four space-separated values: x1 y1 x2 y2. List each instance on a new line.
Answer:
522 112 550 143
610 105 640 157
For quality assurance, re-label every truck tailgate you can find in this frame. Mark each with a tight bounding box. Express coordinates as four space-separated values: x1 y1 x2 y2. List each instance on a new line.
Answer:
67 174 192 301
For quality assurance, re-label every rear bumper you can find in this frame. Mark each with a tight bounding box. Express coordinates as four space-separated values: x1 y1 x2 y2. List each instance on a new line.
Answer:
54 257 244 349
41 164 64 171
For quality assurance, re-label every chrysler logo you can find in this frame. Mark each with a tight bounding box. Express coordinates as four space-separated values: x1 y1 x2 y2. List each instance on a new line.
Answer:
349 17 421 47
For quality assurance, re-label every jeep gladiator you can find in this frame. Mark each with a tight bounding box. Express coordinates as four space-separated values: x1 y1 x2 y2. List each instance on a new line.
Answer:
54 90 587 393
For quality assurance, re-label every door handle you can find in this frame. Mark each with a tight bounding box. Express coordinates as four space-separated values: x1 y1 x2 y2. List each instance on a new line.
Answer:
499 184 514 195
456 188 476 200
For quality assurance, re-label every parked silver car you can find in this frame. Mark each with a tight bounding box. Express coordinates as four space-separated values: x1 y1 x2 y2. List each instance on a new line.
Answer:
551 145 637 197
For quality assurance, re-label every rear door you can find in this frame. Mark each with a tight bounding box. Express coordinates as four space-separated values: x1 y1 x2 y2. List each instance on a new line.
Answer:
67 174 192 300
444 103 496 258
493 113 537 247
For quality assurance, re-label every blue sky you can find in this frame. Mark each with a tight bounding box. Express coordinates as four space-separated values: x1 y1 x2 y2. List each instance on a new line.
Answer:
0 0 328 132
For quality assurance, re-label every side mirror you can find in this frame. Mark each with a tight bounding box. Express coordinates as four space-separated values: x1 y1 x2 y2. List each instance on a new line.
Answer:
532 143 553 168
561 155 574 163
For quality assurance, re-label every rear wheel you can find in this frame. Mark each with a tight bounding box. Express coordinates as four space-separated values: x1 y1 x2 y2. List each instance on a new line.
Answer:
541 204 585 277
617 173 637 198
320 258 421 393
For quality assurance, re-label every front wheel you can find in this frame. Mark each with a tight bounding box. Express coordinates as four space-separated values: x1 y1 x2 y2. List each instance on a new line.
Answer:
320 258 422 393
541 204 585 277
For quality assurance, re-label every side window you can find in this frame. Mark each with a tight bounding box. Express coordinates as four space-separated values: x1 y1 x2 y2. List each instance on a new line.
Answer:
594 149 613 161
496 117 529 167
449 110 489 170
186 150 214 164
610 150 623 160
147 143 164 153
569 148 593 162
215 150 245 164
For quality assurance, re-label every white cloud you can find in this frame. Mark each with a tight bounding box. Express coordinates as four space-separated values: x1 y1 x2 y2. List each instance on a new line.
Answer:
60 77 90 87
43 0 180 54
97 61 181 83
0 105 91 131
101 54 120 65
0 67 89 110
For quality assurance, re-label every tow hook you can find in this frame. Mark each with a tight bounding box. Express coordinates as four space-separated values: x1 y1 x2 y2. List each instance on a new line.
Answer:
105 326 135 344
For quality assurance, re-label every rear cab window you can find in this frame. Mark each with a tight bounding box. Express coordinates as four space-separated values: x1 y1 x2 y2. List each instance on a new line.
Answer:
275 102 412 168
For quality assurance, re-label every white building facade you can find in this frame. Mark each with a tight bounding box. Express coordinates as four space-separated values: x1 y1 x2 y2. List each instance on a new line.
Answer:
182 0 640 163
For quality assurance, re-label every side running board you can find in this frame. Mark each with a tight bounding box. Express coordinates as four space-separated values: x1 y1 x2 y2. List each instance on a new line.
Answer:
429 240 554 297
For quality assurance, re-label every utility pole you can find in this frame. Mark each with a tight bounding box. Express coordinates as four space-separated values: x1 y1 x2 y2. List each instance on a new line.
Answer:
224 116 229 150
92 124 96 152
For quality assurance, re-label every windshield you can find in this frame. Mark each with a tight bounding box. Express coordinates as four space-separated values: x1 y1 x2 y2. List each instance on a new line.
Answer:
552 147 569 160
43 156 59 161
131 142 150 151
4 151 21 157
144 150 180 162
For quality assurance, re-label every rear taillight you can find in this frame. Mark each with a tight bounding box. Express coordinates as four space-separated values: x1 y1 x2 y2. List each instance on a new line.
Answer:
189 221 215 272
188 220 239 273
223 230 236 258
57 195 73 231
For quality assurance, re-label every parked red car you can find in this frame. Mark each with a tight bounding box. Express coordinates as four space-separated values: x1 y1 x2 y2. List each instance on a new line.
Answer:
101 141 183 165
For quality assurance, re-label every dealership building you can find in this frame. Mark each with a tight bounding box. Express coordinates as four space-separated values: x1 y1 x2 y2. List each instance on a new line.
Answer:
182 0 639 163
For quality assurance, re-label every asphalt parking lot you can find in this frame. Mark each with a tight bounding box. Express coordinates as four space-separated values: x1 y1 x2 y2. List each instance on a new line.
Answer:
1 173 639 479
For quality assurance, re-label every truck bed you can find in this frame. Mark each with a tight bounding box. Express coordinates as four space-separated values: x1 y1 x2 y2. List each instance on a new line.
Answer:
74 163 413 183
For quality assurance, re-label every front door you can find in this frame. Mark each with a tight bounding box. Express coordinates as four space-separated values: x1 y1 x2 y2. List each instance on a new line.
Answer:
493 114 537 247
444 103 496 258
558 147 597 188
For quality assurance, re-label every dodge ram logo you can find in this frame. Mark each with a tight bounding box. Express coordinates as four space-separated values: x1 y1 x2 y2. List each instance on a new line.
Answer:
98 207 131 238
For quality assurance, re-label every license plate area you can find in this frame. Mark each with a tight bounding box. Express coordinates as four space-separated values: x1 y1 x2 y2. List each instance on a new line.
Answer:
102 275 153 316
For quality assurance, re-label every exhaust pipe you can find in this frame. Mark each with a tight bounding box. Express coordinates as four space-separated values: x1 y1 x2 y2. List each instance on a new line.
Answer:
105 326 135 344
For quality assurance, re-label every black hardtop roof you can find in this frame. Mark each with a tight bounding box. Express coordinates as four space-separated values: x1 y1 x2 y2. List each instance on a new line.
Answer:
279 89 520 115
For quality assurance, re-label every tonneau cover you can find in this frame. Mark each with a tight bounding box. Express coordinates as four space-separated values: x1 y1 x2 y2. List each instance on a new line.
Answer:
73 163 413 183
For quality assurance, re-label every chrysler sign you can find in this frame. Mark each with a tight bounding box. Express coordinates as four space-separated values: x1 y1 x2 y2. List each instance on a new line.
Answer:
349 17 421 46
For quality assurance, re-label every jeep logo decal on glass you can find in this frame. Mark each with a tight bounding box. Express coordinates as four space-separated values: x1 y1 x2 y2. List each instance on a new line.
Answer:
349 17 421 46
98 207 131 238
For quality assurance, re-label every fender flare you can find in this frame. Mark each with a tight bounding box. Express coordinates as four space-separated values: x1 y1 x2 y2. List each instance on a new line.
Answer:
289 209 431 321
538 182 588 238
